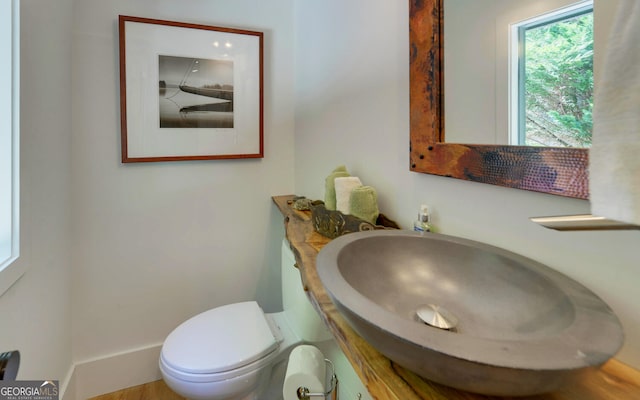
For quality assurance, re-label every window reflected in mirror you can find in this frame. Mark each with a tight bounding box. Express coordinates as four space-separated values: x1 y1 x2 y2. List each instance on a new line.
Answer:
444 0 594 148
512 2 593 148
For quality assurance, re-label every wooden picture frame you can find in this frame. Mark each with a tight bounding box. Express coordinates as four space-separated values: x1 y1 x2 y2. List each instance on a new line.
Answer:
119 16 264 163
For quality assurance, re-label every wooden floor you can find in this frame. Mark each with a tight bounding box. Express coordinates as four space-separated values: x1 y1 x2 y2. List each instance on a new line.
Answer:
88 380 186 400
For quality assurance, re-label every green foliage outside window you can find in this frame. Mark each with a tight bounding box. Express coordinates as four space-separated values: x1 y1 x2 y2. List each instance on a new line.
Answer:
524 12 593 148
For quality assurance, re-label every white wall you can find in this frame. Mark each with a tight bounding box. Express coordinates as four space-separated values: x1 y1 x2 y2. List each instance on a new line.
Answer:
0 0 73 385
4 1 637 396
71 0 295 364
294 0 640 369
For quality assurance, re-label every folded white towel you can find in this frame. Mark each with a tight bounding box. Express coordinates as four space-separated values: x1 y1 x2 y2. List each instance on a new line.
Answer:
590 0 640 225
334 176 363 215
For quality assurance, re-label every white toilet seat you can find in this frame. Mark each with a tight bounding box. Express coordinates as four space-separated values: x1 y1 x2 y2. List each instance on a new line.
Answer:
160 301 281 383
160 347 278 383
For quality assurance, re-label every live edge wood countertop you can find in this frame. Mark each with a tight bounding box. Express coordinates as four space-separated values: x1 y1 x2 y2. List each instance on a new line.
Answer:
272 195 640 400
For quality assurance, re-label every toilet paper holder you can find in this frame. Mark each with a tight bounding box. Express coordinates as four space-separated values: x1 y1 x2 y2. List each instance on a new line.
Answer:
296 359 337 400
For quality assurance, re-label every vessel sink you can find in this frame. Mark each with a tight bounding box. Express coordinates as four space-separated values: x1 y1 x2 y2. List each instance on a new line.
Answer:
316 230 623 396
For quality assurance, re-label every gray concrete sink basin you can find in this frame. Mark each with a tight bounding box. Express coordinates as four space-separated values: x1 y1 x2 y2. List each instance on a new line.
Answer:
316 230 623 396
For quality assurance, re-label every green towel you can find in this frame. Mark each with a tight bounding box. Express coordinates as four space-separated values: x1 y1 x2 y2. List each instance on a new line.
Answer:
324 165 350 210
350 186 379 225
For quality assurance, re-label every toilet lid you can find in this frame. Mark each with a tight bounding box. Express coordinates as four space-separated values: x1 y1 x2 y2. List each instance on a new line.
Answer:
161 301 279 374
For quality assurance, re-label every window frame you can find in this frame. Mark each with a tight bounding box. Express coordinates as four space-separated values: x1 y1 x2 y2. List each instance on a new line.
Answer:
0 0 24 296
509 0 594 146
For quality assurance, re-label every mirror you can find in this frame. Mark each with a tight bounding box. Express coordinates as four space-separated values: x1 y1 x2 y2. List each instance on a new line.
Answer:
444 0 594 147
409 0 589 199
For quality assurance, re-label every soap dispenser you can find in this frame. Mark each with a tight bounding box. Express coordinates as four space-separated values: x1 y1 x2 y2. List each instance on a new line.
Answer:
413 204 433 233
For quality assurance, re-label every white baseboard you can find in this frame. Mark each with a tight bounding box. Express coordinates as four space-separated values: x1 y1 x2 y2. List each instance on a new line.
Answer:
63 344 164 400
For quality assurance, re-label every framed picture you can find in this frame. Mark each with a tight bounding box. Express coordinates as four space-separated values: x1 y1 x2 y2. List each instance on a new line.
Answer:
118 15 263 162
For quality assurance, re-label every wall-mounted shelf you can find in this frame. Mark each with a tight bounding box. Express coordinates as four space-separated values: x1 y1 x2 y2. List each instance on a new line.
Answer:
531 214 640 231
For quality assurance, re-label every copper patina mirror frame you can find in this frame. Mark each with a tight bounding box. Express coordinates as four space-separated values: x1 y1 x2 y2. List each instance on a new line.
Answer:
409 0 589 199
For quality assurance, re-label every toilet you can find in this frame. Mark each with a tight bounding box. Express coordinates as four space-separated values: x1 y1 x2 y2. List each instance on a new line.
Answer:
159 240 332 400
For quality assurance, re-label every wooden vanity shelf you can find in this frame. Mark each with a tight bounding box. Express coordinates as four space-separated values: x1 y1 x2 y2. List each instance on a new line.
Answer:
272 195 640 400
